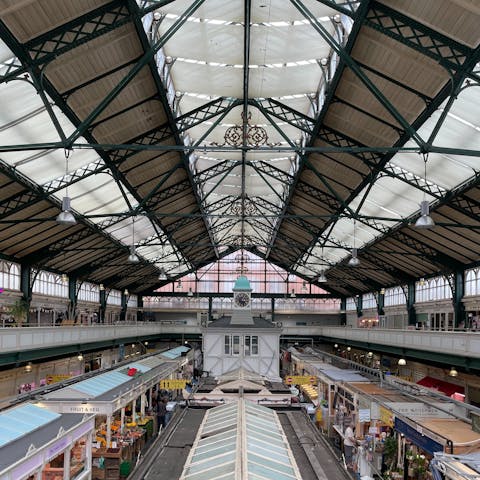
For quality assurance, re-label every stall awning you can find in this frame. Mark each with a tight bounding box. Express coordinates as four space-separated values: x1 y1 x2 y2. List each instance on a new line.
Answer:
0 403 60 447
161 346 190 359
417 376 465 397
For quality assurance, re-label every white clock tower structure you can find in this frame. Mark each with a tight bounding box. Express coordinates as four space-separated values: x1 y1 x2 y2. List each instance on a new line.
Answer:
201 275 282 380
231 275 253 325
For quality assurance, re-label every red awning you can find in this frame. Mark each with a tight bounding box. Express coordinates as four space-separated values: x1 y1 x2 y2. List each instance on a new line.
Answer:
417 376 465 397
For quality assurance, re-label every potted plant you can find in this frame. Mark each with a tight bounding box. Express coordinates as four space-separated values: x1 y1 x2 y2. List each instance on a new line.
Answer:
7 298 30 326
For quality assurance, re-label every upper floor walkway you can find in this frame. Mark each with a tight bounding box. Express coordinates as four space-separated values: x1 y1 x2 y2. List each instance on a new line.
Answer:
1 321 479 369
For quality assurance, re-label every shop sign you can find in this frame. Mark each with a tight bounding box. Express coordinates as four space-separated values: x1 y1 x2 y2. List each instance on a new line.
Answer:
47 436 70 460
64 403 106 414
358 408 370 422
159 379 188 390
394 418 444 455
379 406 394 427
46 374 71 384
284 375 317 385
386 402 454 419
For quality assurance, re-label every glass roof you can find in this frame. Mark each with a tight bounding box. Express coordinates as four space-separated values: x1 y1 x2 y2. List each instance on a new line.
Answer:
0 403 60 447
180 400 301 480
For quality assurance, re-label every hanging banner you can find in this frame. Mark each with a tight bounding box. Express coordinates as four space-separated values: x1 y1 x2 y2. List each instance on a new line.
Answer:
379 406 394 427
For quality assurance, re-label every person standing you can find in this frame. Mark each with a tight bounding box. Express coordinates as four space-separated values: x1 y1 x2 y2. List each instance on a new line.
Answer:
156 397 167 432
343 422 356 469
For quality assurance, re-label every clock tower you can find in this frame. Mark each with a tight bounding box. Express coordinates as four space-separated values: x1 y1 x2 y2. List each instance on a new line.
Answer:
231 276 253 325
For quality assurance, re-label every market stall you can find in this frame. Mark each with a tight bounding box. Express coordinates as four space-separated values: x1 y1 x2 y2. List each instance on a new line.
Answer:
0 402 94 480
37 351 189 480
431 452 480 479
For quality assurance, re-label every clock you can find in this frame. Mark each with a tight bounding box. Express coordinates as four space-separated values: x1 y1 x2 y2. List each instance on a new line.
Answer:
234 292 250 308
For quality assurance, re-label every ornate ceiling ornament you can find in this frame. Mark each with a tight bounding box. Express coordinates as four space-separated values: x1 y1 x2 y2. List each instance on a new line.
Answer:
215 112 280 147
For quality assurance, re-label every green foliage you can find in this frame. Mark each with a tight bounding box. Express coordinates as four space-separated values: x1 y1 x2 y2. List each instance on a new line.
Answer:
7 298 29 324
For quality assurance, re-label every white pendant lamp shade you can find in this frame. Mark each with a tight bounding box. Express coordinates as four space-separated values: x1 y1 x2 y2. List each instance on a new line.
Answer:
56 196 76 225
128 245 140 263
348 248 360 266
158 268 167 280
449 367 458 377
415 200 435 229
398 358 407 366
317 271 327 283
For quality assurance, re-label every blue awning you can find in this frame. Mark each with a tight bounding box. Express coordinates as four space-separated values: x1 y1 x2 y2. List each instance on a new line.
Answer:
0 403 60 447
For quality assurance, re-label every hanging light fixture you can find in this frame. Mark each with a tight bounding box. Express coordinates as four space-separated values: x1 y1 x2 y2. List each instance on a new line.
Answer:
317 271 327 283
398 358 407 366
290 289 296 298
176 279 182 290
449 366 458 377
187 287 194 297
415 153 435 229
348 219 360 266
77 353 84 361
99 283 105 291
124 288 129 296
127 217 140 263
61 273 68 283
56 150 77 225
158 268 167 281
24 362 32 373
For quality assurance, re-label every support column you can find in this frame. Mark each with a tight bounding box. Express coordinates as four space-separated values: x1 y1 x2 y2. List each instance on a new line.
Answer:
356 295 363 320
453 270 465 329
99 288 106 324
271 297 275 324
137 295 144 322
407 282 416 326
20 264 32 325
106 415 112 447
120 407 125 433
340 297 347 326
120 291 127 321
67 276 77 323
377 290 385 317
208 296 213 322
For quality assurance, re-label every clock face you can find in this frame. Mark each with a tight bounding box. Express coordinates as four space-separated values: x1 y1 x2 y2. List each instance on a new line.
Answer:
234 292 250 308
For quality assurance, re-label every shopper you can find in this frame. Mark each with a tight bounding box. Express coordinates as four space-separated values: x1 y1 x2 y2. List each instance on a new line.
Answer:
343 422 356 469
156 398 167 431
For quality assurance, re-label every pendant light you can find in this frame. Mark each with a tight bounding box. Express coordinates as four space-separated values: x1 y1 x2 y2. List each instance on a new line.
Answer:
187 287 194 297
348 219 360 266
290 289 296 298
398 358 407 366
56 150 77 225
158 268 167 281
128 217 140 263
415 153 435 229
448 366 458 377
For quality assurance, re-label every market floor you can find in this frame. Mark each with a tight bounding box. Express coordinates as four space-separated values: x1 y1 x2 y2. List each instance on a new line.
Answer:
144 408 206 480
278 410 353 480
